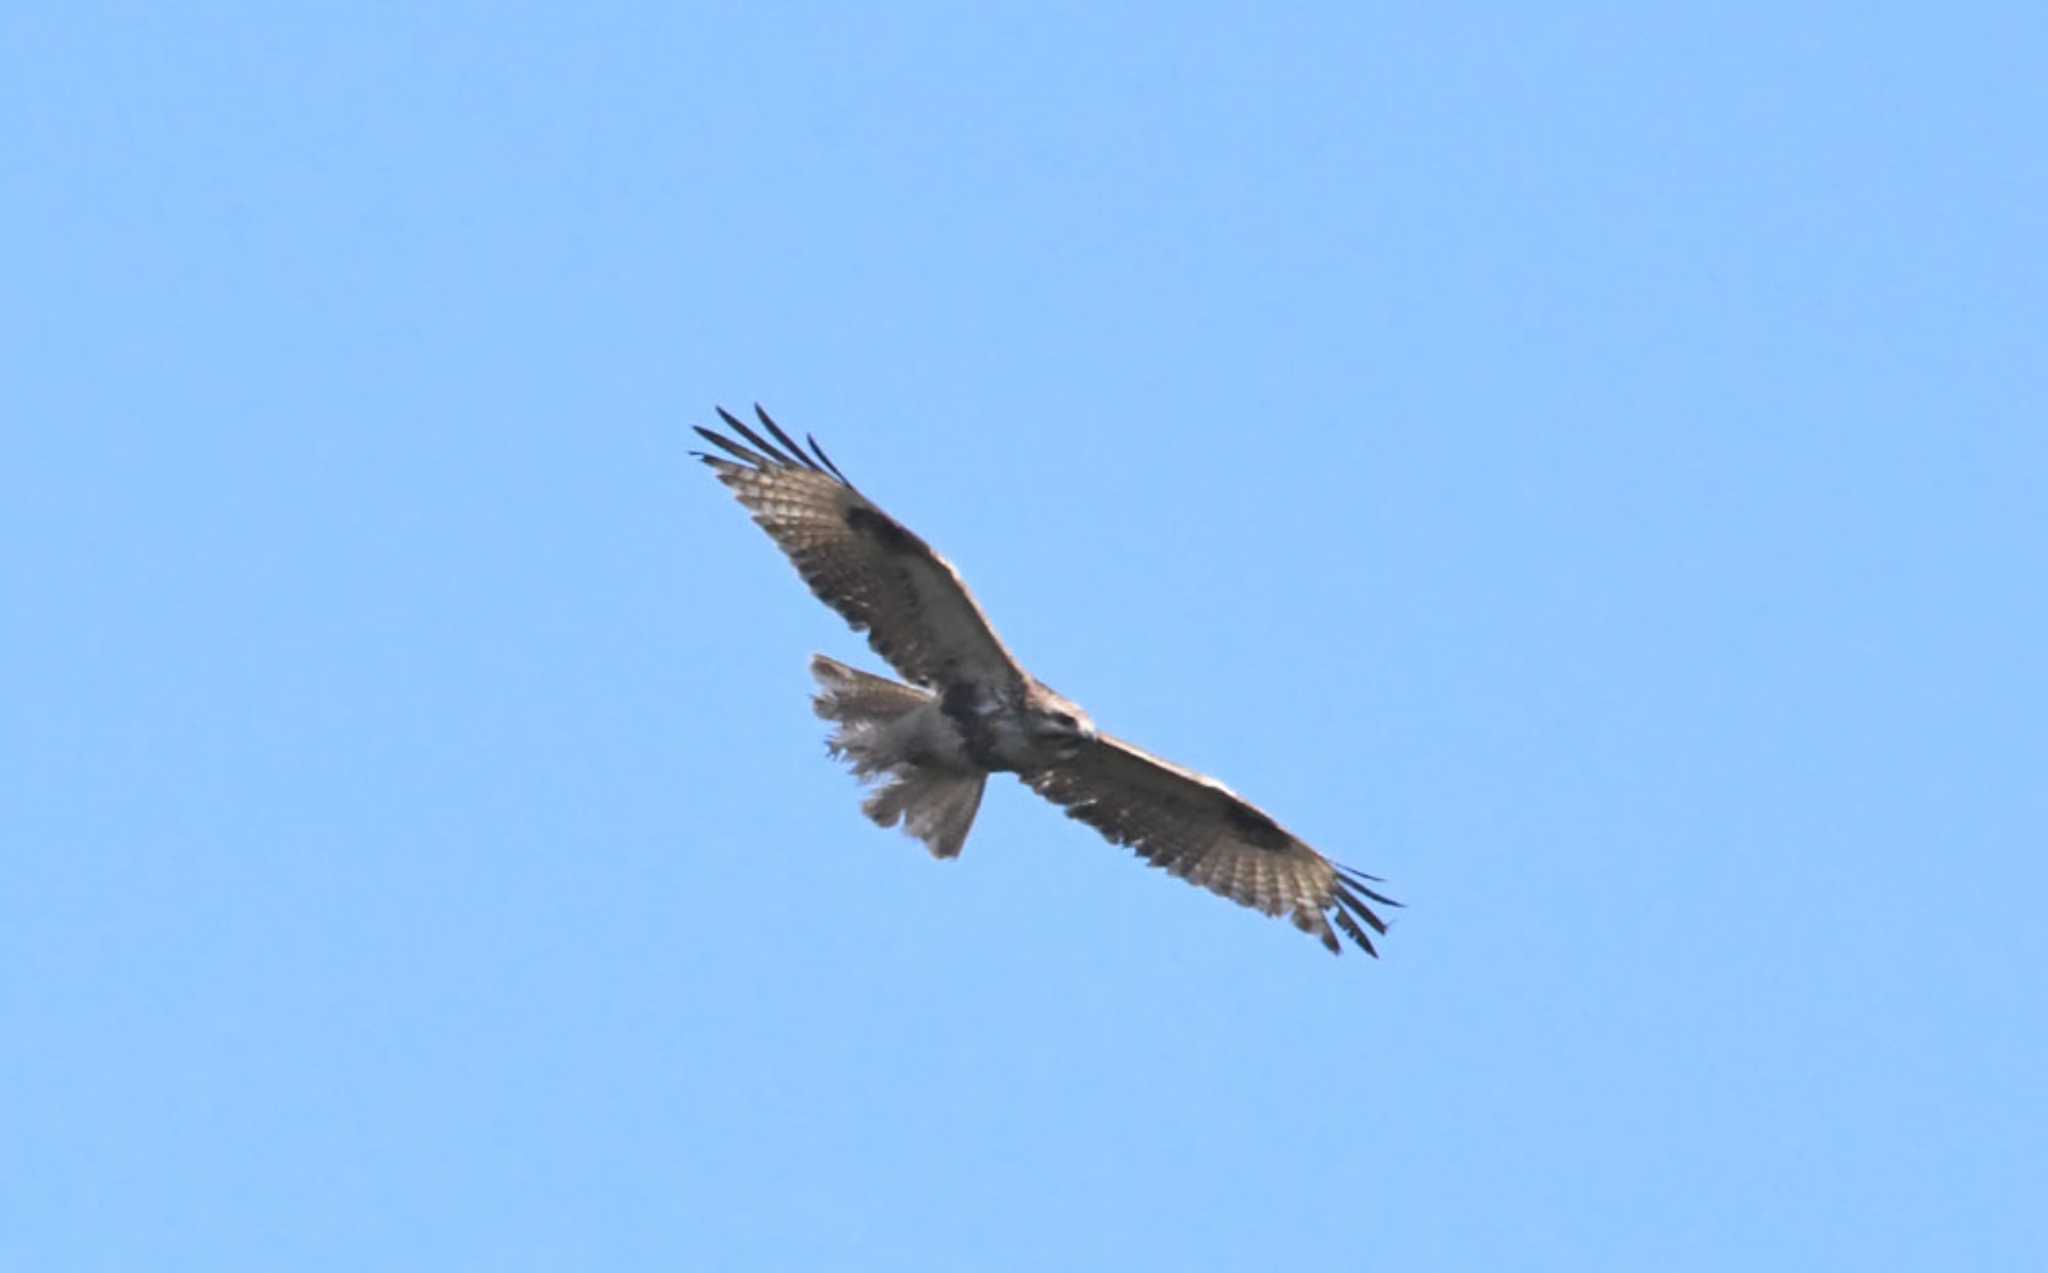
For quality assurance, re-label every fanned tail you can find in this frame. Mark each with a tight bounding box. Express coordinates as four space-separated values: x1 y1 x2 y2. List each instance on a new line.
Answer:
859 765 986 860
809 655 987 859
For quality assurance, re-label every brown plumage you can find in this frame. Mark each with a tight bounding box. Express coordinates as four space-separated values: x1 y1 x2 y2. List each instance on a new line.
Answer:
693 405 1400 956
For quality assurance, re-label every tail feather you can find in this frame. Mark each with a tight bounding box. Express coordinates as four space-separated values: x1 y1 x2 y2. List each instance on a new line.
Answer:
861 766 986 860
810 654 931 724
809 654 987 859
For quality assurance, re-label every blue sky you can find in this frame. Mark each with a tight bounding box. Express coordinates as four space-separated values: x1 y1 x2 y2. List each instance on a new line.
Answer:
6 3 2044 1268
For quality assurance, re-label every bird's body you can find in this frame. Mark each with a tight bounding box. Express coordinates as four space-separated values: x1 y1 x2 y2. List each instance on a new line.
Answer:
694 406 1399 956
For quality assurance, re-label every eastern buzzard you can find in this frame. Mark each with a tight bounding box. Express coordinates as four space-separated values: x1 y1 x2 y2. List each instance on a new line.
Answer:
693 406 1399 955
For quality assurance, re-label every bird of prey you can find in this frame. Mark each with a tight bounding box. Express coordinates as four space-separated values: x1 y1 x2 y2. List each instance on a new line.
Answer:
693 405 1400 956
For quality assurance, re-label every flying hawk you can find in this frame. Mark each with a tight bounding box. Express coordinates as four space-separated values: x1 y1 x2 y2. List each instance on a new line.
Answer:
693 405 1400 956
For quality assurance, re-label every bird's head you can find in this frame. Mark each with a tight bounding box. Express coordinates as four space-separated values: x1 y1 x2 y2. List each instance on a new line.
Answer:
1024 684 1097 756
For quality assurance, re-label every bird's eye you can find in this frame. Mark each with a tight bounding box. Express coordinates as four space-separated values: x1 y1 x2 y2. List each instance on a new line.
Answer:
1053 712 1076 728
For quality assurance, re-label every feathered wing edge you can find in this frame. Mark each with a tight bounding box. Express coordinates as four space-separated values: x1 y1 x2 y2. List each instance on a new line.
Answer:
692 403 850 485
1023 735 1402 956
1326 864 1402 956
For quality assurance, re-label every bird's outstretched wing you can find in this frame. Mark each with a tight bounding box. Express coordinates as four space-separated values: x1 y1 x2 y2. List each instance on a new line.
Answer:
1023 734 1400 955
693 405 1025 692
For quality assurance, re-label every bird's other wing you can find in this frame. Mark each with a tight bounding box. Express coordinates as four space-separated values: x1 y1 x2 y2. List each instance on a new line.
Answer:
1023 734 1400 955
693 405 1026 692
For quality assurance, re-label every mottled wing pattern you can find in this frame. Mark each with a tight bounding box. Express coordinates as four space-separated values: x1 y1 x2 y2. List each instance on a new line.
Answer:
1024 734 1399 955
693 406 1025 691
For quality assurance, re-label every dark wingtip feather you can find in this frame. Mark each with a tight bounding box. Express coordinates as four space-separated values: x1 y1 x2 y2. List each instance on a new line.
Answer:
1331 906 1382 957
714 408 803 469
1333 881 1392 935
752 404 823 475
806 433 850 485
1337 864 1403 908
703 405 851 486
693 425 770 467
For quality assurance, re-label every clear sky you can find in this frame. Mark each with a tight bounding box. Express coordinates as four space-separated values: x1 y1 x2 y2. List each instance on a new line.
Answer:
6 4 2044 1269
